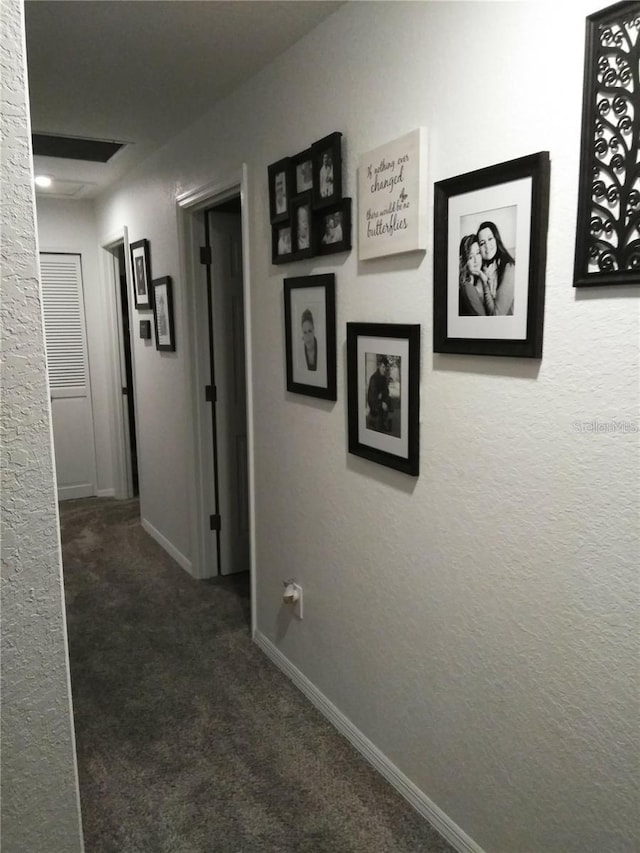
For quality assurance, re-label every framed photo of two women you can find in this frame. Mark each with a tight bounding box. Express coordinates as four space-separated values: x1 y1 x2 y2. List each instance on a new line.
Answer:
433 151 550 358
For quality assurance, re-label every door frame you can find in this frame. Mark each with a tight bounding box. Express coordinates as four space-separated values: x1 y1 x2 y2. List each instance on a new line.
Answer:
176 166 256 635
102 226 138 500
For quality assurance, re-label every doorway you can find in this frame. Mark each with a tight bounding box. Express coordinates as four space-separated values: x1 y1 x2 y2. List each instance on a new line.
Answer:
40 252 97 500
116 244 139 496
202 196 250 576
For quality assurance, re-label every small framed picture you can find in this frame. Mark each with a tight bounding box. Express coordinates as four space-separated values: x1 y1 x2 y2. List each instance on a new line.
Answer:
130 238 152 310
347 323 420 476
152 276 175 352
284 273 337 401
268 157 293 223
316 198 352 256
293 148 314 195
272 223 294 265
433 151 550 358
312 131 342 209
291 192 314 258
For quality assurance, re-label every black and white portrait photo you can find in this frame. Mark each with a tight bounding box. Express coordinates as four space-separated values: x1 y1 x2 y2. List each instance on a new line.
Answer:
284 274 337 401
290 194 313 257
274 170 287 216
318 150 334 199
347 323 420 476
312 132 342 209
458 206 517 317
277 225 292 257
268 157 292 224
321 211 343 246
135 255 146 296
296 158 313 194
365 353 401 438
130 238 151 309
434 152 550 358
152 276 175 352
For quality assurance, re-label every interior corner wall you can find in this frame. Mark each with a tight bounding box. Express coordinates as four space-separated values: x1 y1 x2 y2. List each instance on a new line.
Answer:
0 1 84 851
94 3 639 851
35 196 114 496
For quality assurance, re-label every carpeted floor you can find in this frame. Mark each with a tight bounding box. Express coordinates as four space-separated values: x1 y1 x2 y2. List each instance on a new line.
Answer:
60 497 456 853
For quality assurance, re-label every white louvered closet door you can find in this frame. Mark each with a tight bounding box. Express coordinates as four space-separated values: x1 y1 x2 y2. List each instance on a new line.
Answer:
40 253 97 500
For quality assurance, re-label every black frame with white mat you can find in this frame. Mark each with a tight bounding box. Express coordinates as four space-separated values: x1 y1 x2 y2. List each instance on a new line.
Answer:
347 322 420 476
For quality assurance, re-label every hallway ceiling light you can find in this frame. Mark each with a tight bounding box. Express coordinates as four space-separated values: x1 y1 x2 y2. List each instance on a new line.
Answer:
35 175 52 187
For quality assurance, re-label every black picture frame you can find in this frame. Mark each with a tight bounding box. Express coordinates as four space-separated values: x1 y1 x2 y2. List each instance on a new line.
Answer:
312 132 342 209
284 274 337 401
433 151 550 359
130 238 152 310
139 320 152 340
347 323 420 477
316 198 352 256
293 148 314 195
272 222 294 265
574 1 640 287
291 192 315 259
151 276 175 352
268 157 293 224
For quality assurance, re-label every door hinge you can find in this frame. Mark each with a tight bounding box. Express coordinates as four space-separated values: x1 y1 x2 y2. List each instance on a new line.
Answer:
205 384 217 403
200 246 212 265
122 386 129 396
209 514 221 531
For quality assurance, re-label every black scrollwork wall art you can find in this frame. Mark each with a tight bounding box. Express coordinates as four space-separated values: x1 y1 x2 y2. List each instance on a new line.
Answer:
574 1 640 286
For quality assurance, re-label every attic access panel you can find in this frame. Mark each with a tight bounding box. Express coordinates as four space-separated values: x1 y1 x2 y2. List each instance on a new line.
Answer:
32 133 125 163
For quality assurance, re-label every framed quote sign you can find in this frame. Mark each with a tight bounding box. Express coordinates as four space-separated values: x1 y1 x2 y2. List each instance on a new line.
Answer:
358 127 427 260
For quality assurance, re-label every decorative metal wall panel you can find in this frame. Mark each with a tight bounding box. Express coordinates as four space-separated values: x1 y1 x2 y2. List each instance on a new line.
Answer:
574 1 640 286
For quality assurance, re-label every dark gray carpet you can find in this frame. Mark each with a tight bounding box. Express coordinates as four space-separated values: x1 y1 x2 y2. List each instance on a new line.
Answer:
60 497 456 853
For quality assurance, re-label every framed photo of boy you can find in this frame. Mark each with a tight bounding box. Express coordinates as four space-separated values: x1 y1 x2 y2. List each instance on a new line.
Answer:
316 198 352 256
347 323 420 476
284 274 336 400
130 238 152 310
152 276 175 352
312 132 342 209
433 151 550 358
268 157 293 224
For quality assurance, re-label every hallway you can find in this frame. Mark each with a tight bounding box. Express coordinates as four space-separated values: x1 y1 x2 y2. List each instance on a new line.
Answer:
60 499 455 853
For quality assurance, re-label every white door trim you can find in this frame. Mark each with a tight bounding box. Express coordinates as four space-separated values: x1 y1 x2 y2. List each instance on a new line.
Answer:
176 166 257 635
101 226 137 500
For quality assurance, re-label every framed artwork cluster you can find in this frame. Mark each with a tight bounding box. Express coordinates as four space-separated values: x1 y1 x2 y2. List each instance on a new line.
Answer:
129 238 176 352
283 274 421 476
269 132 352 264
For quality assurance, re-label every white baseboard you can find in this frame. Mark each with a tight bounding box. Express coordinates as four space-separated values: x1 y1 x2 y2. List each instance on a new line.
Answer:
141 517 193 576
254 631 486 853
96 488 115 498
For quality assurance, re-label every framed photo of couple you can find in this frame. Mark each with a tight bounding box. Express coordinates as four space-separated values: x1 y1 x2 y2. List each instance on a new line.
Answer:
433 151 550 358
283 274 337 401
346 323 420 476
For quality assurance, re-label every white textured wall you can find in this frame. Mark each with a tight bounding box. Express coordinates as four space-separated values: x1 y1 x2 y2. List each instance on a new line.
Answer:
36 197 114 495
94 3 639 851
0 1 84 851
